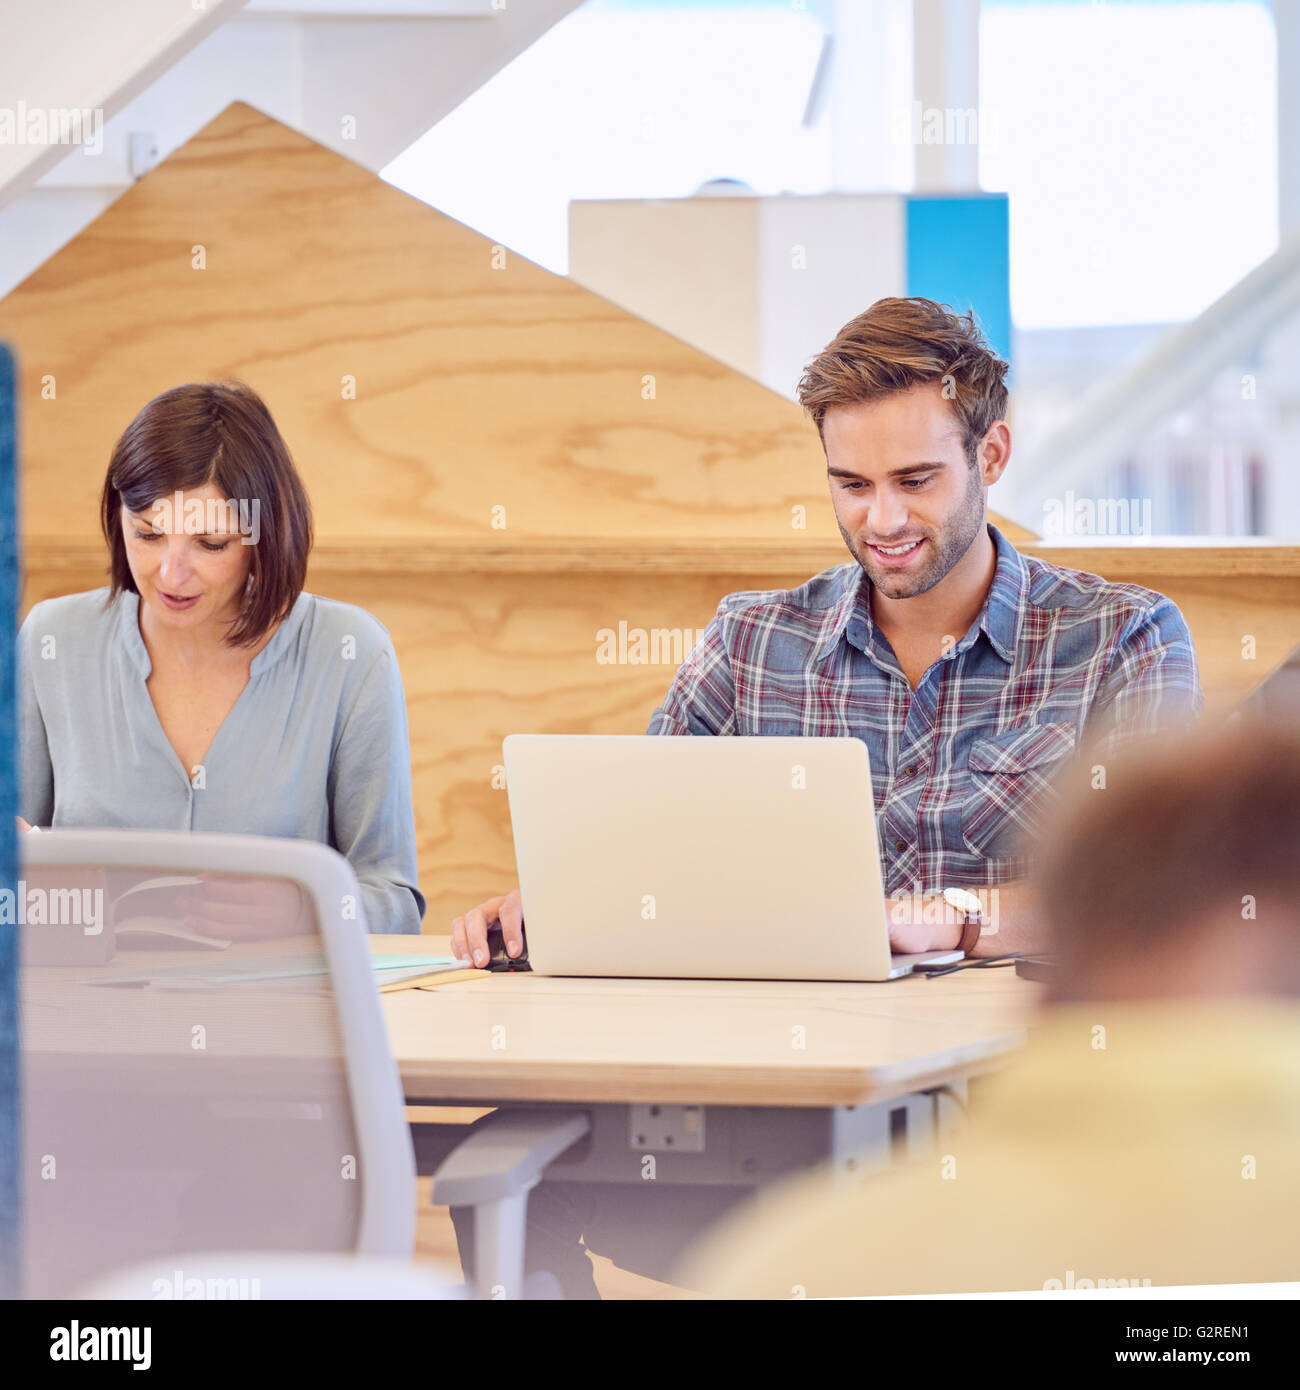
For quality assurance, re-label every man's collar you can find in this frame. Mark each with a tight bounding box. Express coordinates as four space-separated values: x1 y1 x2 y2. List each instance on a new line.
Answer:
812 564 872 665
980 523 1027 663
816 522 1026 666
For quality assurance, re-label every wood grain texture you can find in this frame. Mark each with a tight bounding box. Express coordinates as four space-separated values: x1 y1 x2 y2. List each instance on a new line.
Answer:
5 102 1299 932
0 102 833 545
19 548 1300 926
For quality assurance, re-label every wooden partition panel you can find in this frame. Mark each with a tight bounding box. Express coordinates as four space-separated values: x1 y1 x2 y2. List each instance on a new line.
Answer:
4 103 1298 927
19 542 1300 927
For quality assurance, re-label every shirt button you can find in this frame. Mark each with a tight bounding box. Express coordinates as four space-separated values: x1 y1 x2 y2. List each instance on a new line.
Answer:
894 840 906 852
905 764 917 777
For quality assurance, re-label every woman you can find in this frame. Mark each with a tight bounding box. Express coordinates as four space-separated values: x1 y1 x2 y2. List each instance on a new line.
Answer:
18 380 425 934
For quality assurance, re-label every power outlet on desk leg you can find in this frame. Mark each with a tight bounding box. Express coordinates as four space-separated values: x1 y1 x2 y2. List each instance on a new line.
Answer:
629 1103 706 1153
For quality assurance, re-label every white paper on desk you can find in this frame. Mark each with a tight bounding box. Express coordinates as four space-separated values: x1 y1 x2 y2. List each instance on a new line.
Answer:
91 953 329 990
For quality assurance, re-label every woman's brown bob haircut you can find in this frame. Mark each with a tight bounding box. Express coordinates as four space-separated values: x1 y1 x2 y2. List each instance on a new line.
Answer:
101 381 313 646
797 297 1009 466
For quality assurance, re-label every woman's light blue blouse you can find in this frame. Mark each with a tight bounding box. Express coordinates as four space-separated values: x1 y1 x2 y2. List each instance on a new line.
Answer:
18 587 425 933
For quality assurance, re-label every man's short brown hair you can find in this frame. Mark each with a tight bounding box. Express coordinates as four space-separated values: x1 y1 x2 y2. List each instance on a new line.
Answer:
796 297 1009 465
101 380 313 646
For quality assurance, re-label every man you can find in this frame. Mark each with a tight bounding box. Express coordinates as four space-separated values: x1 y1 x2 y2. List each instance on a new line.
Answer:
449 296 1203 1296
678 720 1300 1297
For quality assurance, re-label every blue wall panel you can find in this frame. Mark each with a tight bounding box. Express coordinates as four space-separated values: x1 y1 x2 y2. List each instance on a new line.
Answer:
0 344 17 1299
905 193 1012 370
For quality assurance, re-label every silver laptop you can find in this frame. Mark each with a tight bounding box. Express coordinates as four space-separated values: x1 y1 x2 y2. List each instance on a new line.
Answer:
502 735 964 981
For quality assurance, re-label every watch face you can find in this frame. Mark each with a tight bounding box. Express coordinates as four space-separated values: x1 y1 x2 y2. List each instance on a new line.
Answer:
943 887 981 917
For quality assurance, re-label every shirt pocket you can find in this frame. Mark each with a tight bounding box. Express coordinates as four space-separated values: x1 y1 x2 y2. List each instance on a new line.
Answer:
960 721 1077 862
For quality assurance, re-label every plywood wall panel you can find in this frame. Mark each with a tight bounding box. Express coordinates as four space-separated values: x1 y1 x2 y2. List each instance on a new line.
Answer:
20 550 1299 927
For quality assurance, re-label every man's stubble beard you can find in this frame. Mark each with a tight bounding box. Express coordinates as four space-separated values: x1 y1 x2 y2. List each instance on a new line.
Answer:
837 462 987 600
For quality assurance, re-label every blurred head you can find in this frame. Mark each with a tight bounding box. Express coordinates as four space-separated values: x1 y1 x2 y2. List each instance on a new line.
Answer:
1038 720 1300 1004
797 297 1010 600
101 381 312 645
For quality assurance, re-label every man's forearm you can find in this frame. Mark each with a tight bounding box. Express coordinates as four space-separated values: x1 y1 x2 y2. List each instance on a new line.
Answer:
968 878 1045 957
886 878 1047 956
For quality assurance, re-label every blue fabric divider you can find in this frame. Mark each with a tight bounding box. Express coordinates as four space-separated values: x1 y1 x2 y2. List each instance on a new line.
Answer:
905 193 1012 372
0 343 17 1298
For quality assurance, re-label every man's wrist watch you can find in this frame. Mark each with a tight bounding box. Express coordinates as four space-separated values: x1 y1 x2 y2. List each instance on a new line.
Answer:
942 887 983 957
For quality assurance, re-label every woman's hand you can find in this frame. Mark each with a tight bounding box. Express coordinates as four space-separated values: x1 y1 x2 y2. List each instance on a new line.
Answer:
16 817 32 833
180 875 306 941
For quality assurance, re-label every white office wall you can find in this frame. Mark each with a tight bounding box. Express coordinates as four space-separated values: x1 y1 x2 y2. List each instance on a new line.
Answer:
0 16 302 295
0 0 250 206
758 195 904 400
33 16 306 192
0 0 581 298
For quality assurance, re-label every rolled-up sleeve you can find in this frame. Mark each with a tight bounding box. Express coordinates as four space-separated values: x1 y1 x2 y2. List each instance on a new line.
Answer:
327 641 426 934
1084 598 1204 758
646 609 738 736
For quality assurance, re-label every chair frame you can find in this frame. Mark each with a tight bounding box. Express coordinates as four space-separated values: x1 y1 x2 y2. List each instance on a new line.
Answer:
23 827 416 1257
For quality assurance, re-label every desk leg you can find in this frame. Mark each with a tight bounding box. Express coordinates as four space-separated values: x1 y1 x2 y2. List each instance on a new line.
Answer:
896 1091 937 1161
827 1100 895 1181
933 1080 968 1144
826 1091 944 1180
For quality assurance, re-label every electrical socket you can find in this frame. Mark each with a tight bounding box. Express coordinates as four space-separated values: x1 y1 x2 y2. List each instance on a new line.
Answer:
628 1103 705 1153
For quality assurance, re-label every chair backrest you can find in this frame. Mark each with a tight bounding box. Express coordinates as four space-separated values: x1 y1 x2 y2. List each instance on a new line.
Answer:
20 828 415 1296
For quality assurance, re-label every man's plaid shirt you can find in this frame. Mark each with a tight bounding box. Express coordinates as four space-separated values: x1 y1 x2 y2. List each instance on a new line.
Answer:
646 524 1203 895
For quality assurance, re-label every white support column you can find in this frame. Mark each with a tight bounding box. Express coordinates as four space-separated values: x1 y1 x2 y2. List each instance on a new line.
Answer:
912 0 982 192
1277 0 1300 242
808 0 914 193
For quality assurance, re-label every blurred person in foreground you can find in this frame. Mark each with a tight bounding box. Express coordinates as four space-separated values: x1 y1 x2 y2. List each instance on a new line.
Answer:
676 719 1300 1297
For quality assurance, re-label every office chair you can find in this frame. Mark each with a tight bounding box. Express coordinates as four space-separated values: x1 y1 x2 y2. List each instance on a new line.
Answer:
20 828 453 1296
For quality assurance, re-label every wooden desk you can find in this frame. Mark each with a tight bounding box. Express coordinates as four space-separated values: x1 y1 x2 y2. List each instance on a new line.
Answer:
377 934 1045 1220
377 935 1043 1108
380 934 1044 1294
